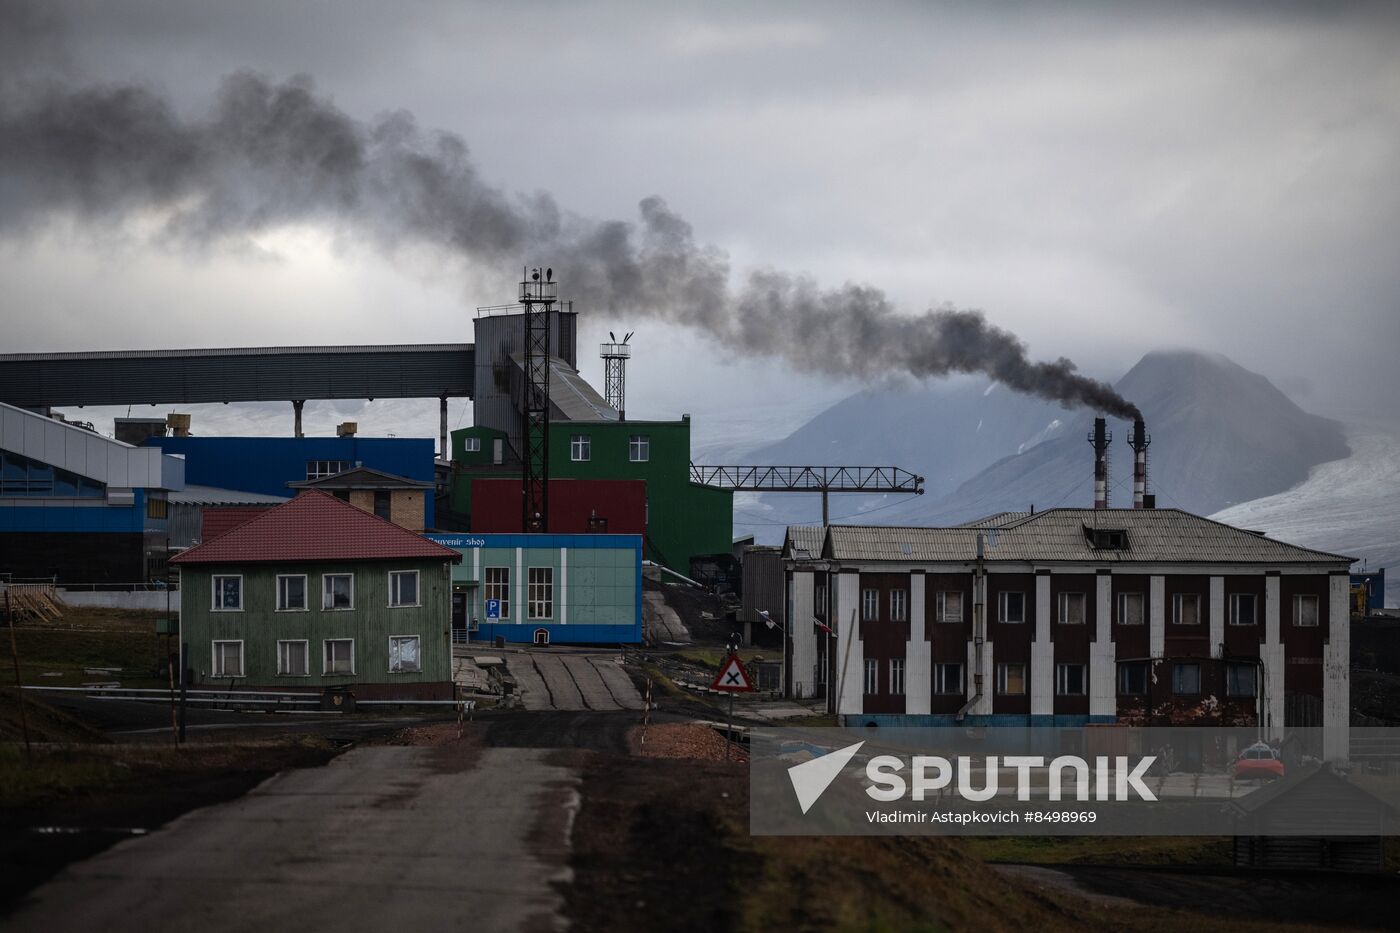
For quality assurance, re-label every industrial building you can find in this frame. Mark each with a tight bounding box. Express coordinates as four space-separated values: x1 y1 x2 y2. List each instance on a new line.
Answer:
172 490 461 699
428 532 643 645
288 466 434 532
0 401 185 582
783 508 1354 759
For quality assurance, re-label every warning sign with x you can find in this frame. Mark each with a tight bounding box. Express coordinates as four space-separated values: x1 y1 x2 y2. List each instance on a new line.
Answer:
710 651 755 693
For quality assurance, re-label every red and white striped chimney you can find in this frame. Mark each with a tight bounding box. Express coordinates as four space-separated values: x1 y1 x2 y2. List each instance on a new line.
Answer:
1088 417 1110 509
1129 417 1151 509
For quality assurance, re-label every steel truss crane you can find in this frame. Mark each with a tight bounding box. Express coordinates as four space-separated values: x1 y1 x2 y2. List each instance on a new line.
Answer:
689 464 924 524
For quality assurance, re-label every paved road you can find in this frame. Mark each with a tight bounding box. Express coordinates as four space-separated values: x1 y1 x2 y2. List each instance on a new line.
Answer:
7 744 579 933
506 652 645 712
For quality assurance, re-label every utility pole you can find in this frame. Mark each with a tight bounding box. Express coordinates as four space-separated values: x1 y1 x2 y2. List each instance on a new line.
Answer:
5 588 31 756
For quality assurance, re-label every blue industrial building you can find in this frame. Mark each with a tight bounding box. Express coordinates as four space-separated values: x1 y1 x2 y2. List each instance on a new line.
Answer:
428 533 643 645
148 436 437 528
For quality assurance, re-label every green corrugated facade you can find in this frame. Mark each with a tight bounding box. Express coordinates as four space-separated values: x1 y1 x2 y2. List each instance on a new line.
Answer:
179 557 455 695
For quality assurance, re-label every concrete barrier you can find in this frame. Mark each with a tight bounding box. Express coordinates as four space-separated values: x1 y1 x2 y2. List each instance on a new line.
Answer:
59 589 181 611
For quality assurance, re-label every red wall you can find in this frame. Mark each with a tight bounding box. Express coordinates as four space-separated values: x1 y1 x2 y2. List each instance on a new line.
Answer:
471 478 647 535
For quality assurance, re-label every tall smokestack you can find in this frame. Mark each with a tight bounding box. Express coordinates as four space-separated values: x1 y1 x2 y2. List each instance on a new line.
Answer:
1129 417 1151 509
1088 417 1111 509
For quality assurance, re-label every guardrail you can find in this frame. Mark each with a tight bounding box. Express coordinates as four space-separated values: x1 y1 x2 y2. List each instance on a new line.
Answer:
21 685 474 710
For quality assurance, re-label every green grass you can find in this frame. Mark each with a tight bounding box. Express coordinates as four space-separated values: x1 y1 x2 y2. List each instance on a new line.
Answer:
673 647 774 668
8 611 169 689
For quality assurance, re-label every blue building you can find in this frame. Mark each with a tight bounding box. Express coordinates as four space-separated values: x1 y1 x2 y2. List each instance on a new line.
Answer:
428 533 642 645
1352 570 1386 613
148 436 437 528
0 402 185 582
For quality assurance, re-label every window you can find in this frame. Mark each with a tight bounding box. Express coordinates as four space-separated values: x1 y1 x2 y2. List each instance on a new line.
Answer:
146 496 167 520
389 635 421 673
936 591 964 623
277 640 309 676
323 639 355 675
934 662 964 695
1091 529 1129 549
1056 663 1087 695
323 574 354 610
528 567 554 620
996 662 1026 695
1172 593 1200 626
889 589 908 622
864 659 878 695
1294 594 1319 627
1172 662 1201 695
1118 661 1148 695
1057 592 1086 625
1226 663 1257 697
1229 593 1257 626
485 567 510 619
998 591 1025 624
628 435 650 462
373 491 392 521
889 658 905 695
1117 592 1145 625
0 449 105 498
462 436 481 452
570 434 591 462
307 459 352 480
276 575 307 611
815 583 828 616
861 588 879 621
212 640 244 678
389 570 420 608
212 575 242 611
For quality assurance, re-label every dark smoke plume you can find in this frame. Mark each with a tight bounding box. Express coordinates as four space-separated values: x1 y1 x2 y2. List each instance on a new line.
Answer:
0 55 1140 419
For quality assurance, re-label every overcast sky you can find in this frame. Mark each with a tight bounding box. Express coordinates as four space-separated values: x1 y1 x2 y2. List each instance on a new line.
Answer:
3 0 1398 439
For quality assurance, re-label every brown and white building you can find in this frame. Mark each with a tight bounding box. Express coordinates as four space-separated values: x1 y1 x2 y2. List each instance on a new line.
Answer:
783 508 1353 759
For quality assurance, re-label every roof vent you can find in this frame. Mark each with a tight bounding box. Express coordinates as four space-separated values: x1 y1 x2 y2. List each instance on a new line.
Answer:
900 542 913 556
1087 528 1129 550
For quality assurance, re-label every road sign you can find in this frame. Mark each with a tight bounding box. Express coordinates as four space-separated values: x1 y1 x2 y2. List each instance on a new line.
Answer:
485 599 500 619
710 652 755 693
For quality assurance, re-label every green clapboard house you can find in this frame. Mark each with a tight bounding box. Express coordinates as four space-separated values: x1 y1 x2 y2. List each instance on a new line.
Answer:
171 489 462 699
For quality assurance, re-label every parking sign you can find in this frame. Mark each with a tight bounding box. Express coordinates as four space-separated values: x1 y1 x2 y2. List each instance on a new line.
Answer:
485 598 501 619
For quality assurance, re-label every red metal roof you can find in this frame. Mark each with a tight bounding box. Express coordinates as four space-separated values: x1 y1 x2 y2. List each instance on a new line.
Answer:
171 490 460 565
200 506 275 543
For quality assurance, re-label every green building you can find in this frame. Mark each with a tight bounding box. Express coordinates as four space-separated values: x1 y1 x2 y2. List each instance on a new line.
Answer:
172 490 462 699
450 417 732 572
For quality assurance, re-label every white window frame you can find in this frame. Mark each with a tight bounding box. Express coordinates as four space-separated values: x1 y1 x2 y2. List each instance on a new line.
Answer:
1117 591 1145 625
998 591 1026 624
1057 592 1087 625
1172 593 1201 626
277 639 309 676
528 566 554 620
889 658 905 695
388 634 422 674
323 638 356 675
863 658 878 695
1056 662 1087 696
211 574 243 612
462 436 481 452
306 459 352 481
211 639 244 678
1229 593 1258 626
861 588 879 621
485 566 510 619
628 434 650 463
276 574 308 612
322 573 355 611
934 662 964 695
936 591 963 624
1173 662 1201 695
1293 593 1320 627
889 589 908 623
996 661 1026 695
570 434 591 462
388 570 421 608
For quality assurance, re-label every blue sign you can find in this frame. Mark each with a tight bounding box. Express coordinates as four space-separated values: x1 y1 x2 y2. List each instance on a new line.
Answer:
486 598 501 619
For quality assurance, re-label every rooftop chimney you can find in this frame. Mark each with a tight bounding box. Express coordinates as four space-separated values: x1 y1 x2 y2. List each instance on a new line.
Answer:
1128 417 1151 509
337 422 358 438
166 413 191 437
1088 417 1111 509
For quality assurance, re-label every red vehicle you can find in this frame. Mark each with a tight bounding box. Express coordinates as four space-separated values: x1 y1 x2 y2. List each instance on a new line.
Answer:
1235 742 1285 780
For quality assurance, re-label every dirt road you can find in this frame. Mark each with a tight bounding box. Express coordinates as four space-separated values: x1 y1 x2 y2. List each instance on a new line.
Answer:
506 651 645 711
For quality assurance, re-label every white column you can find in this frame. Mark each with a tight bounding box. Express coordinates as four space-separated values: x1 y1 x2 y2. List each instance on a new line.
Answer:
790 572 816 699
1090 573 1116 719
836 574 864 716
1324 573 1351 762
1209 576 1225 659
1263 575 1284 739
559 548 568 625
907 573 931 714
515 547 524 625
1149 575 1165 658
1031 574 1053 717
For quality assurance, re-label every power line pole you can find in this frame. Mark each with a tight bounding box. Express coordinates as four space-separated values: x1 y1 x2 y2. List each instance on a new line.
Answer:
5 587 31 756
